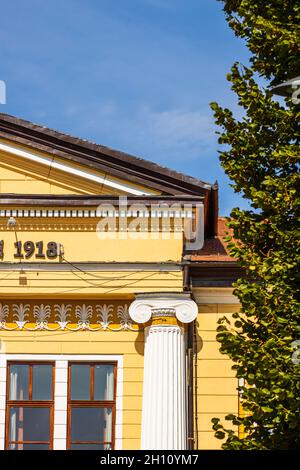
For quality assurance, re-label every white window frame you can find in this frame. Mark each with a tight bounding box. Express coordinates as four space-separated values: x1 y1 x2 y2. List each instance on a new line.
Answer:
0 354 123 450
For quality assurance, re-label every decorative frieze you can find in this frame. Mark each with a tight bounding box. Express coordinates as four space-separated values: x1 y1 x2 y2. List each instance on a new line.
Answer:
0 301 140 331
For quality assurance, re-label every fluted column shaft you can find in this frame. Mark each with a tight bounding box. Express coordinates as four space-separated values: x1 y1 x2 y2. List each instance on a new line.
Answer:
141 324 186 449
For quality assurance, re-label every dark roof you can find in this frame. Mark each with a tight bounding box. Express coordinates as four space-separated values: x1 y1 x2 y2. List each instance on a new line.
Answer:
189 217 235 262
0 194 204 206
0 112 212 196
187 217 242 286
0 112 219 237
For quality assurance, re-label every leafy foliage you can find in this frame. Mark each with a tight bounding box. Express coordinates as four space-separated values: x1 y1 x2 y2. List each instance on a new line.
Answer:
220 0 300 85
210 0 300 449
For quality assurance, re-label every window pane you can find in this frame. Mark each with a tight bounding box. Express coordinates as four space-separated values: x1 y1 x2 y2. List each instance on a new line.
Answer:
94 365 114 400
9 407 50 443
70 443 111 450
71 365 90 400
32 365 52 400
23 443 49 450
9 365 29 400
9 443 50 450
70 407 112 442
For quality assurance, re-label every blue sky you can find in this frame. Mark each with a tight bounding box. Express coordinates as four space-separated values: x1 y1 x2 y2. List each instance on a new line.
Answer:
0 0 252 214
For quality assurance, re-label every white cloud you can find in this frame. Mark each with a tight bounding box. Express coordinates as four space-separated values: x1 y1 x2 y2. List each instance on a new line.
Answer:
62 101 217 165
129 106 217 162
147 108 214 146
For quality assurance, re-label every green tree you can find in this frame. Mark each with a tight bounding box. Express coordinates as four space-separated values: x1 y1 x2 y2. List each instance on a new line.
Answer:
210 0 300 449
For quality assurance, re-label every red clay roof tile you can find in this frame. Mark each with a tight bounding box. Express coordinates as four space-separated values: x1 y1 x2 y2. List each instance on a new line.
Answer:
190 217 235 262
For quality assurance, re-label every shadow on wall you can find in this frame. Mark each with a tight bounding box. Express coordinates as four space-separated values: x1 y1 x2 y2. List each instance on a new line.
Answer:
194 319 204 354
134 330 145 356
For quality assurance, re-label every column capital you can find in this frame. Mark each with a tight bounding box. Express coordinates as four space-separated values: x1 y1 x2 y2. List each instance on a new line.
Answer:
129 292 198 324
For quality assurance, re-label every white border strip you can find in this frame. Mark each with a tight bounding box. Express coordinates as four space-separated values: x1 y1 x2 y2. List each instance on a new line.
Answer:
0 142 151 196
0 354 123 450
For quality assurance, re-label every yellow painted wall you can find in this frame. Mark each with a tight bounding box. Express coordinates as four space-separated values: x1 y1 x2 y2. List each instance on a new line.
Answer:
0 299 240 450
0 226 183 263
0 269 182 296
0 139 240 450
0 217 183 296
0 160 85 195
194 299 239 450
0 149 182 449
0 327 144 450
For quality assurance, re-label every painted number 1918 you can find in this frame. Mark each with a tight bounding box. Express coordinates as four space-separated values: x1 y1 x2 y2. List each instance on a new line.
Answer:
14 241 59 259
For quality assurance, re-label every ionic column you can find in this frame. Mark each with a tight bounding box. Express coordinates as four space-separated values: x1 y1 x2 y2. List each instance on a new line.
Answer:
129 293 198 450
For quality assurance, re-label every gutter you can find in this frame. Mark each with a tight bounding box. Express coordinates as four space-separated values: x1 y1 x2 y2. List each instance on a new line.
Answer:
183 264 197 450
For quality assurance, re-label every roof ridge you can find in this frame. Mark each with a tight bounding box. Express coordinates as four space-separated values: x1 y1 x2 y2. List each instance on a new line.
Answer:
0 112 212 192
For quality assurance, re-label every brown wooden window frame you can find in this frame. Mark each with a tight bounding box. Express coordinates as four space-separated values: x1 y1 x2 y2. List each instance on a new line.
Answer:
5 361 55 450
67 362 117 450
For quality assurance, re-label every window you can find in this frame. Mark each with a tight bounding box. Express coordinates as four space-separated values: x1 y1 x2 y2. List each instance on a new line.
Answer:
67 363 116 450
6 362 54 450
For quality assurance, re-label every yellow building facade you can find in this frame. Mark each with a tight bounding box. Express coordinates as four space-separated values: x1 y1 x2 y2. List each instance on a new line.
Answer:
0 113 240 450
